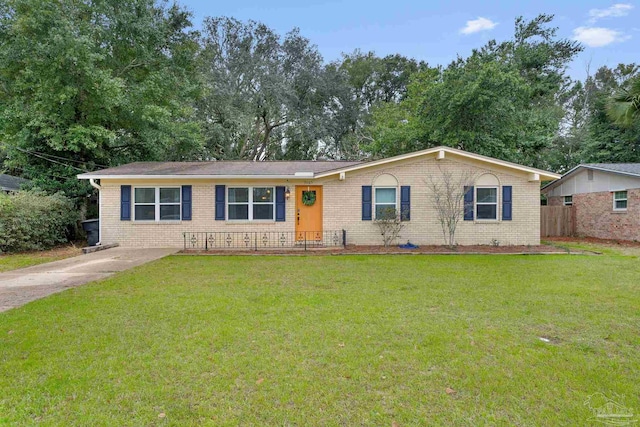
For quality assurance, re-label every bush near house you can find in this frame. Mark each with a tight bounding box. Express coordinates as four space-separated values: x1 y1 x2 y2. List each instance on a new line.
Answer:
0 190 78 253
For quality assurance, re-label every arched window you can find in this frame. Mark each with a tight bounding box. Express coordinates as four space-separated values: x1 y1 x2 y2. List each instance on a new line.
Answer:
475 174 500 220
373 174 398 219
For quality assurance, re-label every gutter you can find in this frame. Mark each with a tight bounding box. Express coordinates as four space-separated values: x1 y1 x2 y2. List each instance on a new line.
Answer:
88 179 102 246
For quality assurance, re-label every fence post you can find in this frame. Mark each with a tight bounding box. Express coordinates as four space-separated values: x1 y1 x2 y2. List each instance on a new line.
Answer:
304 232 307 251
254 232 257 251
342 229 346 247
183 232 186 250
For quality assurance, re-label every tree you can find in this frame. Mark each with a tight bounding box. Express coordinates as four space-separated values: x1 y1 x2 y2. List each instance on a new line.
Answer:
608 75 640 126
198 17 346 160
0 0 202 202
426 165 477 248
363 15 582 168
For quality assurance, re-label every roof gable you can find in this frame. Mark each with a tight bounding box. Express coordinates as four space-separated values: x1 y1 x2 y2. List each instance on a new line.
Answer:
542 163 640 193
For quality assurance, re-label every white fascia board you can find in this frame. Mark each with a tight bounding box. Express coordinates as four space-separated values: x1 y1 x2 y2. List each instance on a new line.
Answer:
314 146 561 180
77 174 314 180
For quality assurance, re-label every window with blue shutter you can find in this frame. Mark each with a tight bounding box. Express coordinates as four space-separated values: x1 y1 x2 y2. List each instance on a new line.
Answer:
120 185 131 221
463 186 474 221
400 186 410 221
502 186 512 221
275 186 286 222
181 185 192 221
362 186 372 221
215 185 225 220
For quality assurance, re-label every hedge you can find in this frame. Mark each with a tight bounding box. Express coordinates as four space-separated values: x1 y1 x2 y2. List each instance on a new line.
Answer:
0 190 78 253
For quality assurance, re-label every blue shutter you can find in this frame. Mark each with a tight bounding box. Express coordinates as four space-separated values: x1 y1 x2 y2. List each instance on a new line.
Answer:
502 185 512 221
181 185 192 221
463 186 474 221
400 186 410 221
215 185 225 220
120 185 131 221
275 186 286 222
362 186 372 221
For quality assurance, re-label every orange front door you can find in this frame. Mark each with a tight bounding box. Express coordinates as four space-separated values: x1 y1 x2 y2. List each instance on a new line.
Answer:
295 185 323 241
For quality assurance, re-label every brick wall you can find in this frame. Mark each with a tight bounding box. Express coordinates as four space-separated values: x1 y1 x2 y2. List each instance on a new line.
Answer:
573 189 640 241
98 155 542 248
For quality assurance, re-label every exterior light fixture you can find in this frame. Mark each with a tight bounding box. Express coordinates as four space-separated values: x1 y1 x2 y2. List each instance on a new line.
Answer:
285 187 291 200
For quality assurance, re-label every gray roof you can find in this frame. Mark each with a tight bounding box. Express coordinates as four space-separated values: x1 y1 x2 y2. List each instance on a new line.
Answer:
0 174 30 191
582 163 640 177
77 160 364 178
541 163 640 192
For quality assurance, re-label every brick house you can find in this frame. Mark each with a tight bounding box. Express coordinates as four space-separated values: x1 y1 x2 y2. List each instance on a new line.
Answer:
542 164 640 241
77 146 559 248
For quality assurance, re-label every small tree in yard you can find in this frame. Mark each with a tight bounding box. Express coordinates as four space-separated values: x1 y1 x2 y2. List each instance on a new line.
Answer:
374 207 405 247
426 166 477 248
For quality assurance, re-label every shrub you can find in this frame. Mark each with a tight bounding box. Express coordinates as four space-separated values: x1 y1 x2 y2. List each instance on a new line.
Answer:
0 190 78 253
374 207 405 247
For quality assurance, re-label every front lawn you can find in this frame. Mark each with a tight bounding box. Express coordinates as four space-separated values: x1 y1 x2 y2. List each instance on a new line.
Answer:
1 254 638 425
0 245 81 272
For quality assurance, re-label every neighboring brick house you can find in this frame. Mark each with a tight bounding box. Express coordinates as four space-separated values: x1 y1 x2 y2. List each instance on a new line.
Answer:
542 164 640 241
77 146 559 248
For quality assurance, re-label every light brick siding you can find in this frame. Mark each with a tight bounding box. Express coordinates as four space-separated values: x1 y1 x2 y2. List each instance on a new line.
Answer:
99 155 541 248
571 189 640 241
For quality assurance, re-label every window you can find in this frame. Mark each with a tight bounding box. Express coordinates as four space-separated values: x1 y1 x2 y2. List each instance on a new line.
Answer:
374 187 397 219
564 196 573 206
227 187 274 220
134 187 181 221
476 187 498 220
613 191 627 211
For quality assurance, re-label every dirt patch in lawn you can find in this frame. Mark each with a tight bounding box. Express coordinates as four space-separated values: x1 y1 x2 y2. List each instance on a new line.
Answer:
180 244 568 256
544 237 640 256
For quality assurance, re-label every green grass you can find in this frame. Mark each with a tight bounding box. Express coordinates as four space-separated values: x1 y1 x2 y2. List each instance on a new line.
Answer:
0 246 81 272
1 254 639 425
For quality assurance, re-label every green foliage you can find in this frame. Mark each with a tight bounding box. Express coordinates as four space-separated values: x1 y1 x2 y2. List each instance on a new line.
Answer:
0 190 78 252
199 17 343 160
607 75 640 126
0 0 203 199
362 15 582 168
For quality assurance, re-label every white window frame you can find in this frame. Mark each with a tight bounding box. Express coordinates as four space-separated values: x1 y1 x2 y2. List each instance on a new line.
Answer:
475 186 499 221
227 186 275 221
613 190 628 211
374 186 398 219
133 186 181 222
563 195 573 206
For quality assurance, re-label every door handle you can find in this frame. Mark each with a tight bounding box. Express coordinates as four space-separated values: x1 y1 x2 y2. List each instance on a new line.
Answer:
297 209 300 225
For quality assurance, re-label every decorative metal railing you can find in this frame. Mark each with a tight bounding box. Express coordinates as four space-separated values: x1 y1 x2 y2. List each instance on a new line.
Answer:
183 230 346 251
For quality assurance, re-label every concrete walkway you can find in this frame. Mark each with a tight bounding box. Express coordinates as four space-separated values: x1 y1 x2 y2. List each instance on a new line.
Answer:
0 247 178 312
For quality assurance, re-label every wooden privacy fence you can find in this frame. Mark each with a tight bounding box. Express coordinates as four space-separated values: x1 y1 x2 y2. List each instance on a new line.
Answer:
540 206 575 237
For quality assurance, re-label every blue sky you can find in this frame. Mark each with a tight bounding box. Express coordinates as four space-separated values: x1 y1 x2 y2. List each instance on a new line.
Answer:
183 0 637 80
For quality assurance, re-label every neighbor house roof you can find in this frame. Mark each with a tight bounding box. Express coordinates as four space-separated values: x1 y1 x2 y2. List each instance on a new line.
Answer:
0 174 30 191
541 163 640 192
77 146 561 181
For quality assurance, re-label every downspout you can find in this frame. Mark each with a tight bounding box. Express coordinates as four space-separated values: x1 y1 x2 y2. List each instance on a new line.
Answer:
89 178 102 246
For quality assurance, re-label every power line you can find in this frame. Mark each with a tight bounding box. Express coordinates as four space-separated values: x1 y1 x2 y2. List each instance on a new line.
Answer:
16 148 109 169
15 147 88 172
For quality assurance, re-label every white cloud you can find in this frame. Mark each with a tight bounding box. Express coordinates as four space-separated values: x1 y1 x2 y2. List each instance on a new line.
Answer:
460 17 497 35
572 26 631 47
588 3 633 22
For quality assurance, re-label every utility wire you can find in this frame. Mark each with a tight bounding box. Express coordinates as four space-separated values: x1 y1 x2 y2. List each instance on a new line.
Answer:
15 147 89 172
16 148 109 169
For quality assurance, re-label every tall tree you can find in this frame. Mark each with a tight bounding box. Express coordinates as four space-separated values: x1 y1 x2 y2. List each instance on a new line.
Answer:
362 14 582 167
0 0 202 199
199 17 347 160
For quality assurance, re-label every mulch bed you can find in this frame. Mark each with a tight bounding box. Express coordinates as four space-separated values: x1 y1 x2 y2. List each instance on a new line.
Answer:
180 243 567 256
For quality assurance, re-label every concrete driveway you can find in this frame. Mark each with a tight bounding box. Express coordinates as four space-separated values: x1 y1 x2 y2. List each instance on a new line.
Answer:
0 247 178 312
